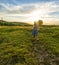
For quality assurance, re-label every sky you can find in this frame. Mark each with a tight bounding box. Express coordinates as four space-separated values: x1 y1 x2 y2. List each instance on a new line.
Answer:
0 0 59 25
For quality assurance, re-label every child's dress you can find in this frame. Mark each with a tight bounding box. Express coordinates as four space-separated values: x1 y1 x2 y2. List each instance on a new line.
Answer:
32 26 38 36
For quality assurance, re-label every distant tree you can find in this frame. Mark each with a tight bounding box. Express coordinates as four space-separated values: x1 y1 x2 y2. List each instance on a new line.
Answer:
38 20 43 26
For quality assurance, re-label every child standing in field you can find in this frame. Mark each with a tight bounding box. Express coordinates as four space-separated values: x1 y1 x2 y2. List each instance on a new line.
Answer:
32 21 38 40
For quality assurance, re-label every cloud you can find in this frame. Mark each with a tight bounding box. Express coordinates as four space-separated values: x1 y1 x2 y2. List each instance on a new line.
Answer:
0 2 59 14
0 3 22 13
0 1 59 24
0 3 37 14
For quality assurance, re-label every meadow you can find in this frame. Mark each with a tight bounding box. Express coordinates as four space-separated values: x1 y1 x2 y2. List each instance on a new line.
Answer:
0 25 59 65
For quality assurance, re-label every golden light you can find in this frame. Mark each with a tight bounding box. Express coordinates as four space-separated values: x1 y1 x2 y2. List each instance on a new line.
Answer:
28 9 46 22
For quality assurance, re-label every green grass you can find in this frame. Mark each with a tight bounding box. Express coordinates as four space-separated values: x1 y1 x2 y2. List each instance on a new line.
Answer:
0 26 59 65
39 26 59 54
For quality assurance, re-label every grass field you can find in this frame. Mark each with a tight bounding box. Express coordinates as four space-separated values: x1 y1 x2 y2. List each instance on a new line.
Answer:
0 26 59 65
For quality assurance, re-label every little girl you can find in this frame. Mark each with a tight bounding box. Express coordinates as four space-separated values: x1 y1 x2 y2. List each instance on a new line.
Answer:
32 21 38 39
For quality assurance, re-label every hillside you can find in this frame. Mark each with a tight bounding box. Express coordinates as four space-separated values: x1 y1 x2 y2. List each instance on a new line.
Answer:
0 20 32 26
0 26 59 65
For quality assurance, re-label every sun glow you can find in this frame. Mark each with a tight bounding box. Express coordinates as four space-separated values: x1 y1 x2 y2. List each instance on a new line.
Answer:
28 9 46 22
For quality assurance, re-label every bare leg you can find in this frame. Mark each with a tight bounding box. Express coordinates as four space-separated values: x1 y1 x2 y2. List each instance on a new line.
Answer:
35 35 39 40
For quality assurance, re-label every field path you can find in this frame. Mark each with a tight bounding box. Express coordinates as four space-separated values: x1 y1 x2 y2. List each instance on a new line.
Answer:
31 39 58 65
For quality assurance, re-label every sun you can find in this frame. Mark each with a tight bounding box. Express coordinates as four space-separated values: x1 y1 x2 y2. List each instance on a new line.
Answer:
30 15 41 22
28 9 46 22
29 10 41 22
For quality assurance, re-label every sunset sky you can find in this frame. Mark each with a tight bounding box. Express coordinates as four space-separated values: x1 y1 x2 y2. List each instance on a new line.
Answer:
0 0 59 25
